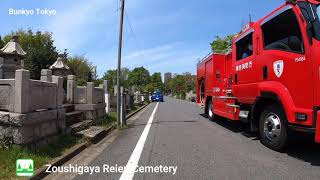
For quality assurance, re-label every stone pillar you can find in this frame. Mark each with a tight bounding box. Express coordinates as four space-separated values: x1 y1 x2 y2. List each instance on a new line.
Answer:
14 69 30 113
67 75 76 103
114 85 118 96
87 82 94 104
40 69 52 82
52 76 64 108
0 57 4 79
128 86 134 109
120 86 126 126
104 80 110 113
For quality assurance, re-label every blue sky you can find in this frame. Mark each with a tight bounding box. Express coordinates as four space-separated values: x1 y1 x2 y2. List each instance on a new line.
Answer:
0 0 283 77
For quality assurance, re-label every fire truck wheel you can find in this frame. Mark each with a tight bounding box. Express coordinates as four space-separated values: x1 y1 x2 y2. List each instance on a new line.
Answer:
259 104 288 152
208 100 214 121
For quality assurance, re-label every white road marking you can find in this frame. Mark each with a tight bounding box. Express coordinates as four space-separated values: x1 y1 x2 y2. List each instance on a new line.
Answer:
119 102 159 180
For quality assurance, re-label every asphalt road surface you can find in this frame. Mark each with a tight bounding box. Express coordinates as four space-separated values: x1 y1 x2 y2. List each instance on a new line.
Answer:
63 97 320 180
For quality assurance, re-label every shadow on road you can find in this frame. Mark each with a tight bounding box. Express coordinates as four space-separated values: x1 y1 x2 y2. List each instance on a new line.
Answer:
286 133 320 166
199 114 257 139
200 113 320 166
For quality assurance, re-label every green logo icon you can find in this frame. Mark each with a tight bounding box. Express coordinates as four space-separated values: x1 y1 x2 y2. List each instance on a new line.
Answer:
16 159 34 177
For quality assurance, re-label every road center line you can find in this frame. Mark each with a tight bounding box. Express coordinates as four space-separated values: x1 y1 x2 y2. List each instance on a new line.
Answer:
119 102 159 180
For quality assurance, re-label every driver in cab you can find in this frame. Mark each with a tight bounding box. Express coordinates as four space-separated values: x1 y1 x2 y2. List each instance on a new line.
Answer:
242 43 253 59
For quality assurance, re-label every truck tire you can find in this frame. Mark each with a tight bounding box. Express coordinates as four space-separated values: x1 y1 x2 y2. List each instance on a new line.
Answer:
208 100 215 121
259 104 288 152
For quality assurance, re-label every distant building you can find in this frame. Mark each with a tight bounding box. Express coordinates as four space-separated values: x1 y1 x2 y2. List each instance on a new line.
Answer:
164 72 172 84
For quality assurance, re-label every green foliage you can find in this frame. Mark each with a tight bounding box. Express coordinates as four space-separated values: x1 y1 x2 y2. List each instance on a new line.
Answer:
103 69 117 92
210 35 235 53
98 112 117 128
183 72 196 92
145 83 155 93
0 36 4 48
3 29 59 79
0 134 79 179
101 67 130 93
145 72 164 93
165 73 196 96
0 134 14 149
66 55 97 86
127 66 150 92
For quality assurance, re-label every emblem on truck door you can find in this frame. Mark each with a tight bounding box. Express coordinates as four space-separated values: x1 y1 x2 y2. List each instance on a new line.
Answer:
273 60 284 78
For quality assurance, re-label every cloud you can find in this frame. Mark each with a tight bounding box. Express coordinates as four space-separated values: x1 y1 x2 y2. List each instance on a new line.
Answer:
96 42 200 75
44 0 114 51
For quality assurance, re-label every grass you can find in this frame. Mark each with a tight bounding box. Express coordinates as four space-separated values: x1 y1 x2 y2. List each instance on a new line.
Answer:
98 103 148 130
98 112 118 128
0 134 80 179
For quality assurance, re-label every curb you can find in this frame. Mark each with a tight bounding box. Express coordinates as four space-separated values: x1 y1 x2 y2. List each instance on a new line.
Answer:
30 103 150 180
126 103 149 120
31 143 87 180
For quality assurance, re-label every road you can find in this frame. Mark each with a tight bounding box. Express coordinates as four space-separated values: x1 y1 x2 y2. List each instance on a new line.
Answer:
48 97 320 180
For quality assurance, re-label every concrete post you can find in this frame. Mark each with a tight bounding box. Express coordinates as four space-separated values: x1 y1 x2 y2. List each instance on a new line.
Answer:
103 80 110 113
120 86 126 126
0 57 4 79
21 59 25 69
87 82 94 104
14 69 30 113
114 85 118 96
40 69 52 82
67 75 76 103
52 76 64 108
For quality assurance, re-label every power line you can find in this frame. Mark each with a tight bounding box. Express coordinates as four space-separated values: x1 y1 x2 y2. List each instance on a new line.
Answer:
124 9 145 63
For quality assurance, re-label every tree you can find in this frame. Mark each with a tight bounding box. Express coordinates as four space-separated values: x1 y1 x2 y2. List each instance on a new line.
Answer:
145 83 155 93
66 55 97 86
183 72 196 92
127 66 150 92
210 35 235 53
168 75 187 98
0 36 4 48
102 69 117 92
3 29 59 79
101 67 130 93
144 72 164 93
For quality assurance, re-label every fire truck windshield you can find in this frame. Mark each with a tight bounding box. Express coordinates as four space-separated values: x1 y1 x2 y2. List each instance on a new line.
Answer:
298 2 320 41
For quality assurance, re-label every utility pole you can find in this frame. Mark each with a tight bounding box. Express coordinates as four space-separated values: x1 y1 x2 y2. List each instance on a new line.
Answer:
117 0 125 126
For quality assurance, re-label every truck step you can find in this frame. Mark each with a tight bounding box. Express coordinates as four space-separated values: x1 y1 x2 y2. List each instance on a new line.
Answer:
226 104 240 108
214 96 237 100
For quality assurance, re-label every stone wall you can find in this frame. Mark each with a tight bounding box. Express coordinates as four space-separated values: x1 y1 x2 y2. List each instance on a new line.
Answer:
108 89 149 112
67 75 106 122
186 91 196 102
0 69 65 145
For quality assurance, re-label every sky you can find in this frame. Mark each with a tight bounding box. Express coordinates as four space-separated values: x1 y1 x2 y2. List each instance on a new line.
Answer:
0 0 284 78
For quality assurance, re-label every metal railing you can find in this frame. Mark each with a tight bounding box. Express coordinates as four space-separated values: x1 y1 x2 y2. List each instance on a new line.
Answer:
197 48 231 67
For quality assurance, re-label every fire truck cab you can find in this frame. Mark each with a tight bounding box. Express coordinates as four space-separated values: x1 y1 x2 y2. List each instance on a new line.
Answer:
197 0 320 151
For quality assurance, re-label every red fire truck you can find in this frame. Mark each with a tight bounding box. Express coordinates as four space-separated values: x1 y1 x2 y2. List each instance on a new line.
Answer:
197 0 320 151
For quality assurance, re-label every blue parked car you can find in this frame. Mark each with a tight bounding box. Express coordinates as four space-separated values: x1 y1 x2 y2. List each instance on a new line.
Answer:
151 91 164 102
